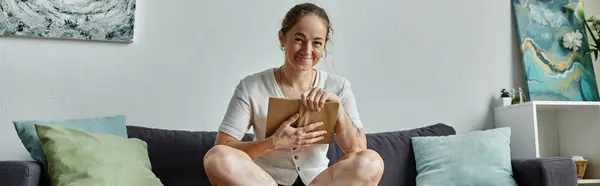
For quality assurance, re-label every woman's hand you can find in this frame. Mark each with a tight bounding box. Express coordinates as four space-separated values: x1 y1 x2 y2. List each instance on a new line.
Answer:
301 87 340 112
268 113 328 149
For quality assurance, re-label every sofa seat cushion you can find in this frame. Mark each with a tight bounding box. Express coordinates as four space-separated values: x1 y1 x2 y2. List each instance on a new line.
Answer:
326 123 456 186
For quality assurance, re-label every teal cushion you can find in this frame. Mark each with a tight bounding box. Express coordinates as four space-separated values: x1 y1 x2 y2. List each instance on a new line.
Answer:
411 127 517 186
13 115 127 169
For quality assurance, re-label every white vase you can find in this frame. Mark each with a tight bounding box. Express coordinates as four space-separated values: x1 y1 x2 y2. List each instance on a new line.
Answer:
502 97 512 106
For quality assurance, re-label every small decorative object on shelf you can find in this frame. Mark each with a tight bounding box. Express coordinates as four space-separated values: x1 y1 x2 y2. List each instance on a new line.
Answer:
511 87 527 105
572 156 588 179
501 89 512 106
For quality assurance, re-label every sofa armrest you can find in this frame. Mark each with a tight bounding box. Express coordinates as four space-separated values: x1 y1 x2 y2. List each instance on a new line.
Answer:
0 161 41 186
512 157 578 186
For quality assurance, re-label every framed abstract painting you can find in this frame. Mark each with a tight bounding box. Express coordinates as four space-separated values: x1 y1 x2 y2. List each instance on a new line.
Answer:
512 0 600 101
0 0 136 43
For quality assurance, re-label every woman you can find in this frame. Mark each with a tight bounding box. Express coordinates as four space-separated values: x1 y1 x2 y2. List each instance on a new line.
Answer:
203 3 384 186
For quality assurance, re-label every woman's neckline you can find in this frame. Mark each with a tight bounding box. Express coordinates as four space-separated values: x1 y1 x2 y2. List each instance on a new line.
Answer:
271 67 320 98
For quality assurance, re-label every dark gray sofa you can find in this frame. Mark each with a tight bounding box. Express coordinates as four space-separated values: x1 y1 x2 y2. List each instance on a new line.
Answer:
0 123 578 186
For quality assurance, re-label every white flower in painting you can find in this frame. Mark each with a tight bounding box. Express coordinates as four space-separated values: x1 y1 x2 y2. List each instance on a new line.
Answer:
563 30 584 52
564 0 585 20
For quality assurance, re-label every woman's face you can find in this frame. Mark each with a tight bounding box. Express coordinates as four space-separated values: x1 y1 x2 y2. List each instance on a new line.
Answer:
280 15 328 71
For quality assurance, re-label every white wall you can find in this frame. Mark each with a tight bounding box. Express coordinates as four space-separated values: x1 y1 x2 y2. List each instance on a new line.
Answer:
1 0 520 161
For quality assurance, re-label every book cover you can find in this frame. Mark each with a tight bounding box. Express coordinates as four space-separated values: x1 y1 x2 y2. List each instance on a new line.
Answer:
265 97 340 144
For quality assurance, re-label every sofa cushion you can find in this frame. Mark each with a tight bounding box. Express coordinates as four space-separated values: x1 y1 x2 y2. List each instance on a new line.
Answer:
13 115 128 169
411 127 517 186
36 124 163 186
126 125 254 186
326 123 456 186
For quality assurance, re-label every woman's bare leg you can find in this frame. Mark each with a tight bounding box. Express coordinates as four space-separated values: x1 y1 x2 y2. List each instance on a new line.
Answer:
203 145 278 186
309 149 384 186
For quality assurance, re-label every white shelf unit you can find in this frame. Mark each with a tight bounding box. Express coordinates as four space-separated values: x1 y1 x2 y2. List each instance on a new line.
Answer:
579 179 600 184
494 101 600 184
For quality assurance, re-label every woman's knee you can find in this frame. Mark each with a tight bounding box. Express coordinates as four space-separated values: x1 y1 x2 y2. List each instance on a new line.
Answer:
203 145 276 185
356 149 383 161
203 145 242 170
350 149 384 179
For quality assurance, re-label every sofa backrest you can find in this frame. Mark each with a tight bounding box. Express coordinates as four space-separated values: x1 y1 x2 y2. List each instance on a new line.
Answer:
125 126 254 186
126 123 455 186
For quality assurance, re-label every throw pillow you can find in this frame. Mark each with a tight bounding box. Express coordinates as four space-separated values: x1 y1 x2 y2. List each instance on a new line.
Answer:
13 115 128 169
35 124 163 186
411 127 517 186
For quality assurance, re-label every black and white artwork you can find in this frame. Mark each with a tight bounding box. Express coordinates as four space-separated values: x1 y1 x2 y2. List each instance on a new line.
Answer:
0 0 136 42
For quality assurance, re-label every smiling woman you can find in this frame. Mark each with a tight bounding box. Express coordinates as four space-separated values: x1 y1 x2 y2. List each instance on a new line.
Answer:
203 3 384 186
0 0 136 42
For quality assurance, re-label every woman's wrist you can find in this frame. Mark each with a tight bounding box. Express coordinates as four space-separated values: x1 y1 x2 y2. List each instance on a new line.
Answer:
265 135 278 151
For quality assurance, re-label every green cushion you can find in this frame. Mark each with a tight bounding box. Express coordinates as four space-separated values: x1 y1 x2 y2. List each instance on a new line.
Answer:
35 124 163 186
13 115 127 169
411 127 517 186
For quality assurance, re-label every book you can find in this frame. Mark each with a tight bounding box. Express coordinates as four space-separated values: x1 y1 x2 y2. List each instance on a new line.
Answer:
265 97 340 144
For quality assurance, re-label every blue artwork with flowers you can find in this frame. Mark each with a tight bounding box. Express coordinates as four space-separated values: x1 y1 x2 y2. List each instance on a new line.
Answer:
512 0 599 101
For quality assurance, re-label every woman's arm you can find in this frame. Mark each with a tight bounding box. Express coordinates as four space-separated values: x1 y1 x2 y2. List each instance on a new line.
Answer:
215 132 276 160
216 80 276 160
334 106 366 154
331 78 367 154
300 78 367 154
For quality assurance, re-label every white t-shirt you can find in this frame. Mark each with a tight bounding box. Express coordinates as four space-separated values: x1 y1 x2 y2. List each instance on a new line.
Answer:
218 68 364 185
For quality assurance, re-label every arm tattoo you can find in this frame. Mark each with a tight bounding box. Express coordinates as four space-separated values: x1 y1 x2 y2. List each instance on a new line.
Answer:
353 122 362 137
346 111 362 137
